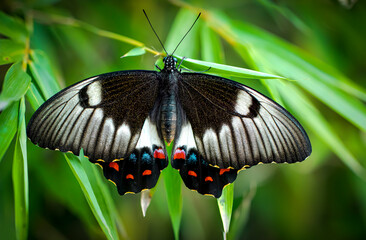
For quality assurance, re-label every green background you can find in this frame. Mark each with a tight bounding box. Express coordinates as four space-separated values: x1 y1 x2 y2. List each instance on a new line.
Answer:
1 0 366 239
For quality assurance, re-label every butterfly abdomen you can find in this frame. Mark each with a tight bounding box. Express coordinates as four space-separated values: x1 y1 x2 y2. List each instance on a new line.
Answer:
160 87 177 145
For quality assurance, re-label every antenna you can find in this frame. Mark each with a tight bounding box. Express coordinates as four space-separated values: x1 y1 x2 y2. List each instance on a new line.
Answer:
143 10 168 55
171 12 201 55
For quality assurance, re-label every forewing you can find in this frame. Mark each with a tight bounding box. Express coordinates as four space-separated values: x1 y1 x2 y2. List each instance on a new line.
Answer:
177 73 311 170
27 70 168 194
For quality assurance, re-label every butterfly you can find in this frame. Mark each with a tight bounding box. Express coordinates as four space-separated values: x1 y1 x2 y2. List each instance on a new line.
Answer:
26 11 311 198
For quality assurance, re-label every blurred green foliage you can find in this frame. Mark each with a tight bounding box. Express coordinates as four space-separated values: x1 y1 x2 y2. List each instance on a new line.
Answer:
1 0 366 239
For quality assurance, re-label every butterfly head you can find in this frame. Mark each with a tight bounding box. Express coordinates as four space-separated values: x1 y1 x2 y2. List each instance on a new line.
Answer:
163 56 178 72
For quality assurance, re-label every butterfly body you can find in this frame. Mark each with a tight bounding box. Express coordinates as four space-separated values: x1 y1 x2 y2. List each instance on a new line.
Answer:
156 56 180 145
27 55 311 197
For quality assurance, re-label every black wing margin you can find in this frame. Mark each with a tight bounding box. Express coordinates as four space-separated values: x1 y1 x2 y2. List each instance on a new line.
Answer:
177 73 311 170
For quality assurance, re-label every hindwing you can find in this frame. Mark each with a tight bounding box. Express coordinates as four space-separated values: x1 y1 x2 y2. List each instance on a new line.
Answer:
177 73 312 170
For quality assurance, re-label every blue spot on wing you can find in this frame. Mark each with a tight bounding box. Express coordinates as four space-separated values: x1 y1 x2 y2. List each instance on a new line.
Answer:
187 153 197 165
142 152 152 164
129 153 137 163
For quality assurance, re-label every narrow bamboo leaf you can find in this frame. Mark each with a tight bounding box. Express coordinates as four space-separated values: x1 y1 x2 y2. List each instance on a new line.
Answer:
177 56 285 80
121 47 146 58
164 9 200 57
25 83 45 110
12 97 29 240
78 152 121 240
229 184 256 240
218 184 234 236
0 39 24 65
26 61 120 239
0 12 28 43
258 0 311 34
200 22 225 64
161 9 192 239
163 164 182 240
205 11 366 131
0 62 31 110
0 102 19 162
29 50 61 98
278 83 366 178
200 23 235 238
64 153 118 240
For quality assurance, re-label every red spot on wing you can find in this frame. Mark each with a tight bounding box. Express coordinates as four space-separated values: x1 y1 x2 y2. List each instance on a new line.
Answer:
142 170 152 176
205 176 214 182
109 162 119 171
188 170 197 177
154 148 165 159
173 148 186 160
219 169 230 175
126 174 134 180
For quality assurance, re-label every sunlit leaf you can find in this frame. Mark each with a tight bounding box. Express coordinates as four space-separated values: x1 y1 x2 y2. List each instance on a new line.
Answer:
12 98 29 240
64 153 119 240
163 164 182 240
29 50 60 99
121 47 146 58
205 10 366 131
0 12 28 43
0 39 24 65
25 83 45 110
26 55 121 239
278 83 366 178
200 22 225 64
0 102 19 162
0 62 31 110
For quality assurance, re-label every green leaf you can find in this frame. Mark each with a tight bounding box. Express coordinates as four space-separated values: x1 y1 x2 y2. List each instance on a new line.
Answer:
12 97 29 240
0 39 24 65
229 185 256 240
121 47 146 58
163 164 183 240
177 56 285 80
278 83 366 178
0 12 28 43
0 62 31 110
79 152 124 239
217 184 234 237
0 102 19 162
25 83 45 110
200 22 225 64
29 50 61 99
165 9 200 57
64 154 119 240
26 53 121 239
205 10 366 131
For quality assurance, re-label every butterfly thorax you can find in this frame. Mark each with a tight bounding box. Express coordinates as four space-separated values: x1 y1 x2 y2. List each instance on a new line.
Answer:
159 56 180 145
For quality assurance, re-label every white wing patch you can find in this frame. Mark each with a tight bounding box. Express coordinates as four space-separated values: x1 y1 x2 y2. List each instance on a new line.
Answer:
202 128 221 166
174 121 197 150
86 79 102 106
112 123 131 157
234 90 252 115
136 117 164 149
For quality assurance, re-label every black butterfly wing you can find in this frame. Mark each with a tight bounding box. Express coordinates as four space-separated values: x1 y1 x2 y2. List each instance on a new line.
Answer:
27 70 168 194
172 121 238 198
172 72 311 197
